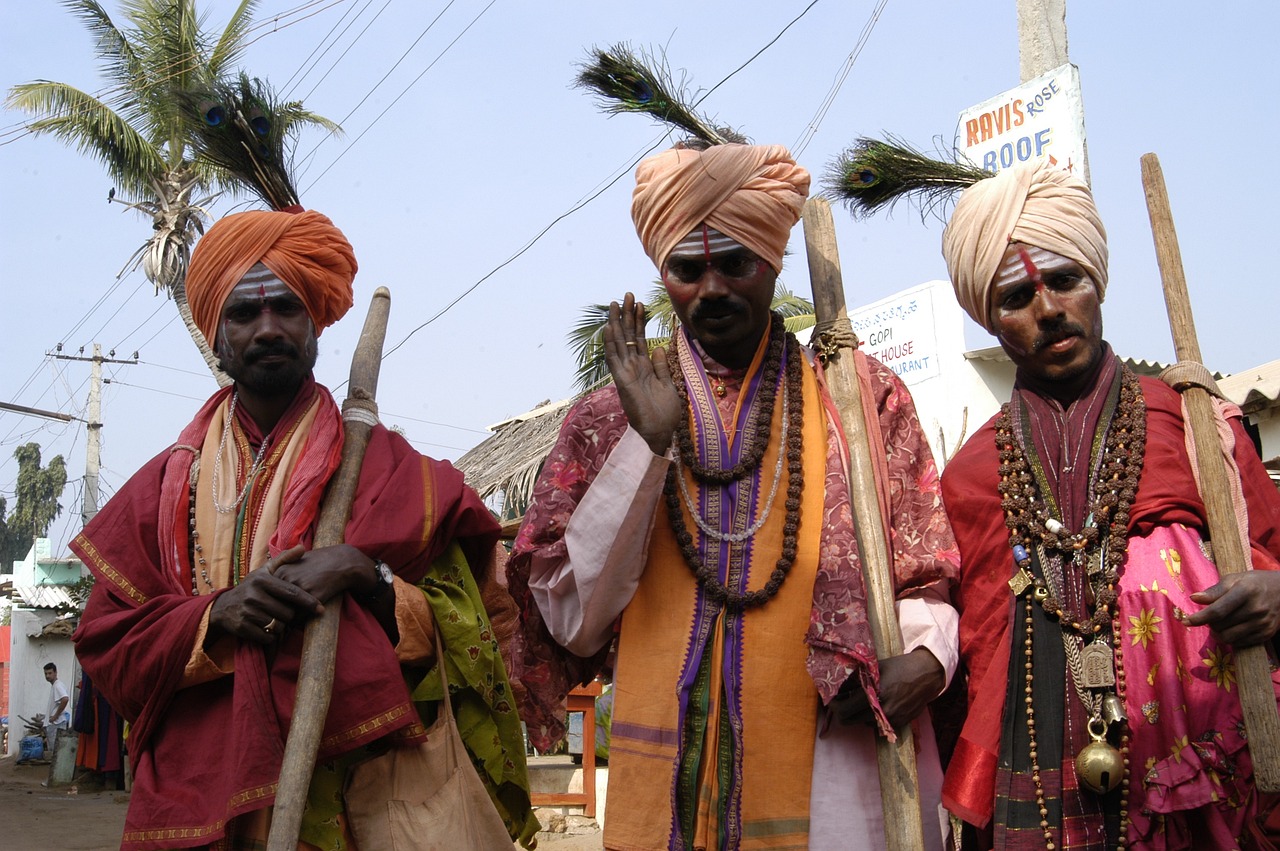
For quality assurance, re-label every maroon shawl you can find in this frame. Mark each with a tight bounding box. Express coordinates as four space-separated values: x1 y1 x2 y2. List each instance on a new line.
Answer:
71 381 499 850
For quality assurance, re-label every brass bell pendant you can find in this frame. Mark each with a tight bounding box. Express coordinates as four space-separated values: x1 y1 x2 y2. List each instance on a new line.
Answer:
1075 716 1124 794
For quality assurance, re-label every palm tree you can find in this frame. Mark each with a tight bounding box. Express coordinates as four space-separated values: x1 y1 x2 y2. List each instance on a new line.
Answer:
569 281 816 395
6 0 338 385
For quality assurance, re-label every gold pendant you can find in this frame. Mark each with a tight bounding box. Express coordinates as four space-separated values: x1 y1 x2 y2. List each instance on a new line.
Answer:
1080 641 1116 689
1075 716 1124 794
713 378 727 398
1008 567 1033 596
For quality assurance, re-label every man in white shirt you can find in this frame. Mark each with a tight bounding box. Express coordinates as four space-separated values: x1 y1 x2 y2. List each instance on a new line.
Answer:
43 662 71 749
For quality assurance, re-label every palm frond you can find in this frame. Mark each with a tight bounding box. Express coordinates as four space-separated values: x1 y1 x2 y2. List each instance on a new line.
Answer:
769 282 815 320
568 303 613 396
6 81 165 194
575 44 746 147
208 0 260 77
824 136 990 220
64 0 146 99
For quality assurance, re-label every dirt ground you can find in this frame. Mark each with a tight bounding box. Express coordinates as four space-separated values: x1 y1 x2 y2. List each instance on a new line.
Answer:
1 755 129 850
0 754 603 850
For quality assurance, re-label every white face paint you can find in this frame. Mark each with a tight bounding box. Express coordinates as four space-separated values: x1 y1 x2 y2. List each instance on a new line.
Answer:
666 225 742 263
217 263 297 353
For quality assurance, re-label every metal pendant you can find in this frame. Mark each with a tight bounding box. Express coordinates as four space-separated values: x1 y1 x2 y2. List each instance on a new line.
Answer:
1101 693 1128 726
1075 716 1124 794
1008 567 1033 597
1080 641 1116 689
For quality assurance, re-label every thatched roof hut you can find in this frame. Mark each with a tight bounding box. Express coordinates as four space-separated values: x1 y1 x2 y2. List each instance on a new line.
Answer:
454 398 573 535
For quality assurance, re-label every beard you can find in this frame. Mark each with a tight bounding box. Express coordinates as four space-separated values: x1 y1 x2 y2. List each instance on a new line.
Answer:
219 338 318 398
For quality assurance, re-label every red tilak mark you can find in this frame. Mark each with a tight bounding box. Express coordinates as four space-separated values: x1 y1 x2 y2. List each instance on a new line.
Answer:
1018 246 1045 292
701 223 712 264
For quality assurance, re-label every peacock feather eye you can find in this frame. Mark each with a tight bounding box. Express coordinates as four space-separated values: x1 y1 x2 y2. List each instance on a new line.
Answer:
627 77 654 104
249 115 270 137
857 169 876 185
200 102 225 127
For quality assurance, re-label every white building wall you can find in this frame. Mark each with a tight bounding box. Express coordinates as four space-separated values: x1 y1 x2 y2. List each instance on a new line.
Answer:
7 608 78 757
845 280 1010 471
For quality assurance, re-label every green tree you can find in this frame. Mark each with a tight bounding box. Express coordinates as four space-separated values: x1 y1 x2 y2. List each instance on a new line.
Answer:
569 282 816 394
5 0 338 384
0 443 69 568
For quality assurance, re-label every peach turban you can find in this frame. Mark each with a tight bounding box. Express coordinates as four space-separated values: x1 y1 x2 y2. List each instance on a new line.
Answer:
631 144 810 273
186 210 357 345
941 159 1107 334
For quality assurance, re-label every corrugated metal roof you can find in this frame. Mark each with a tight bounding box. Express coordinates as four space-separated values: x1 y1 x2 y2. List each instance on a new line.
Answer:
1220 360 1280 413
961 347 1247 383
12 584 77 609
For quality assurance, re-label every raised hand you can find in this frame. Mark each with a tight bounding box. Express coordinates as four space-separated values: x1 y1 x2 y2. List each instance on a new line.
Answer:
604 292 683 455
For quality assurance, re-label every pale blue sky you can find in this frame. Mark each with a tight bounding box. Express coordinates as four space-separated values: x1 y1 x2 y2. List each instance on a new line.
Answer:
2 1 1275 555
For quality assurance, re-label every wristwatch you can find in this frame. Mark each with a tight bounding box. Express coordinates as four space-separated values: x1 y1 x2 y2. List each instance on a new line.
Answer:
361 559 394 603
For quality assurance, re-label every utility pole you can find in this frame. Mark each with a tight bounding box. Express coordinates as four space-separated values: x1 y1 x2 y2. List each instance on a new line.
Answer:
1016 0 1089 183
50 344 138 525
1016 0 1068 82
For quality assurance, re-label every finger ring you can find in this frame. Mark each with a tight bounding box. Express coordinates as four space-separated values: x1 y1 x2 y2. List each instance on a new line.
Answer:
263 618 278 634
625 341 638 347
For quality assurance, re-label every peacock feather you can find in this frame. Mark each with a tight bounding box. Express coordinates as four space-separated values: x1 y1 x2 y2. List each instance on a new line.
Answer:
575 44 747 147
823 136 991 220
182 73 300 211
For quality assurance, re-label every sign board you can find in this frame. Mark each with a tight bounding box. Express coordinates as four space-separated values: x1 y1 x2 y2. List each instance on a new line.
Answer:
958 63 1088 183
849 283 941 385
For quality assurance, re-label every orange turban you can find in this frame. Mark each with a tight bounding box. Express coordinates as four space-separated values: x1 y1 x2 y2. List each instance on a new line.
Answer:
941 158 1107 333
631 144 810 273
186 210 357 345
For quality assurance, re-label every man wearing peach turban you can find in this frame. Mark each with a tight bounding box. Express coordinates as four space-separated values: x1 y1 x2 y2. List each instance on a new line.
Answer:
938 158 1280 848
73 209 537 849
509 142 960 850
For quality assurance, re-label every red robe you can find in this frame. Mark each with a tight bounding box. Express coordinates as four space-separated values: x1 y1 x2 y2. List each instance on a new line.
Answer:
71 381 499 850
940 373 1280 829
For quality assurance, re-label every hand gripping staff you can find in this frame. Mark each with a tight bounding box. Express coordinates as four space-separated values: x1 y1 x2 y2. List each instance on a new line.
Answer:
267 287 392 850
1140 154 1280 792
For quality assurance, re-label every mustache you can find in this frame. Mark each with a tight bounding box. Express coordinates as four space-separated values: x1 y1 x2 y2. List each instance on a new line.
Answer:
245 342 299 363
1032 321 1087 353
691 300 743 323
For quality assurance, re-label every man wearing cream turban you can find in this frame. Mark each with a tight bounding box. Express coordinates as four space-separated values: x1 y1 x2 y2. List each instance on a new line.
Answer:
938 158 1280 848
73 209 538 849
510 142 960 850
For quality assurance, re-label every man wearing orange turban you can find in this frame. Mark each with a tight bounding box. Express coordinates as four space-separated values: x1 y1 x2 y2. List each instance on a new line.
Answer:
937 158 1280 848
73 210 537 849
510 143 960 850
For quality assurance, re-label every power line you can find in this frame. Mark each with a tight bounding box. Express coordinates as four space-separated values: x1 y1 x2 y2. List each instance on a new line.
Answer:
371 3 821 365
791 0 889 158
299 0 470 185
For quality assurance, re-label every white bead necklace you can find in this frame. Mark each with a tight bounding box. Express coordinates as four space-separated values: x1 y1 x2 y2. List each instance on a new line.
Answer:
673 376 789 544
210 391 272 515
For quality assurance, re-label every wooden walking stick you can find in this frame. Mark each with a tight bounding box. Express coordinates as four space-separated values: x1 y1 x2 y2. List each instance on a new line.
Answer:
1140 153 1280 793
802 197 925 848
267 287 393 850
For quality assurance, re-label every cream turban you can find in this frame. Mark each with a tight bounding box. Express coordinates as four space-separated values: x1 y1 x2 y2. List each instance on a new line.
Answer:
187 209 358 345
941 159 1107 333
631 144 810 273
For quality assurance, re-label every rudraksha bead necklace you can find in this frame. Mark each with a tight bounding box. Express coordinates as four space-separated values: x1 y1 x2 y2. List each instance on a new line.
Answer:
664 321 805 612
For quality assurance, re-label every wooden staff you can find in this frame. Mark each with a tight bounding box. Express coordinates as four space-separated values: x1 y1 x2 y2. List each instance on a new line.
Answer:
267 287 393 850
1140 153 1280 793
802 198 925 848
